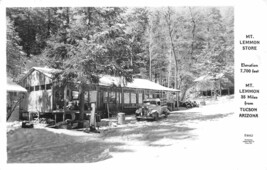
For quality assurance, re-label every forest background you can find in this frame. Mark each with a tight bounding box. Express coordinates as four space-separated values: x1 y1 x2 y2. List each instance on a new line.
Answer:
6 7 234 101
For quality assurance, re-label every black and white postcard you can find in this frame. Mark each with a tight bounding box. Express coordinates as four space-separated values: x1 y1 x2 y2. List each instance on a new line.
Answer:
1 0 267 170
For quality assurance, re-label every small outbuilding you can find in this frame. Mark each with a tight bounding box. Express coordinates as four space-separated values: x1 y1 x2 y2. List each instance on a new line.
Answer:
7 78 27 121
194 73 234 97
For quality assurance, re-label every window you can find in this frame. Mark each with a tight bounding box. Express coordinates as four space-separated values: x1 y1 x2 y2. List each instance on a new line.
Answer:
124 93 130 104
35 85 40 91
11 92 17 97
41 85 45 90
138 93 143 104
89 91 97 103
46 84 52 90
131 93 136 104
109 92 116 103
103 92 108 103
145 94 149 99
29 86 34 92
150 101 157 105
116 92 121 104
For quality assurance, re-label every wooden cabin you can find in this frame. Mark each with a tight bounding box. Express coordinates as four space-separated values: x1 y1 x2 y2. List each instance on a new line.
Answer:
19 67 61 113
194 74 234 98
19 67 180 121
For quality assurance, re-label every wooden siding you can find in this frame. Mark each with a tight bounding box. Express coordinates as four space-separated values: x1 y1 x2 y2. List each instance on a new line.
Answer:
21 70 52 87
27 90 52 112
20 69 180 114
21 70 53 113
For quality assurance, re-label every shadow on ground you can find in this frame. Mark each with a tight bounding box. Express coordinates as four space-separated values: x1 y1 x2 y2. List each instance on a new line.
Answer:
7 128 131 163
101 111 233 148
7 111 233 163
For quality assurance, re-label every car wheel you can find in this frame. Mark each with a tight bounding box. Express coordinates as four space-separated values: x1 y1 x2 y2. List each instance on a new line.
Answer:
154 112 159 121
162 111 168 118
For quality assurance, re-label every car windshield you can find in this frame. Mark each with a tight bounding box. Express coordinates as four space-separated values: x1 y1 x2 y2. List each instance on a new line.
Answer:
143 101 150 104
143 100 157 105
150 101 157 105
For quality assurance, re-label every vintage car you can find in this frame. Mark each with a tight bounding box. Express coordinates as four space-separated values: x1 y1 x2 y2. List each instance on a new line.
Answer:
135 98 170 121
179 100 199 108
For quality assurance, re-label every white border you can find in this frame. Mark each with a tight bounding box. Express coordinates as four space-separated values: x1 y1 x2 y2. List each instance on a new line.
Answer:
1 0 267 170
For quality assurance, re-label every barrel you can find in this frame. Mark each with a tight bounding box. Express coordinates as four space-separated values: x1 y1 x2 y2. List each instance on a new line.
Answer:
117 112 125 125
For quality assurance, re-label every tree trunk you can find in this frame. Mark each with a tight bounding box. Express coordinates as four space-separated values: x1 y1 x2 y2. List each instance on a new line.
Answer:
89 102 96 128
47 8 51 38
174 66 177 89
87 7 92 26
149 30 152 81
63 85 67 121
66 7 70 25
214 81 217 100
79 86 84 121
107 91 110 118
188 7 196 69
26 11 31 57
167 49 172 88
219 79 222 96
180 88 188 102
164 8 179 89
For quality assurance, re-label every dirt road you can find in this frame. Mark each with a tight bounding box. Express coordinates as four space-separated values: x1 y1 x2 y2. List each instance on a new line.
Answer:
7 98 236 169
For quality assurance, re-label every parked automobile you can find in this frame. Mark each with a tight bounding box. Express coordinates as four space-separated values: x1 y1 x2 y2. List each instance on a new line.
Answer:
179 101 192 108
179 100 199 108
191 101 199 107
135 98 170 121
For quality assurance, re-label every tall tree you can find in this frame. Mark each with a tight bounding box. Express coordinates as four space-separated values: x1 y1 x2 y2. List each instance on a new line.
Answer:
163 7 179 89
6 16 24 80
125 8 150 79
42 7 135 127
7 7 62 58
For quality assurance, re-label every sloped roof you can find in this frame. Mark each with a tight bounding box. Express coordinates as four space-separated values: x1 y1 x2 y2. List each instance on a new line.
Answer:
7 78 27 92
99 75 125 87
20 67 62 82
21 67 180 92
127 78 179 92
99 75 179 92
32 67 62 78
194 73 224 82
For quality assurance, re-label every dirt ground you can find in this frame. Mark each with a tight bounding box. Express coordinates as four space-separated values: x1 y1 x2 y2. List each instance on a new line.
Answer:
6 96 238 169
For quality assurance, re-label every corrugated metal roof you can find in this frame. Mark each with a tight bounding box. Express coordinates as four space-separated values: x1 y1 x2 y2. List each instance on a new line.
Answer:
127 78 179 92
99 75 179 92
22 67 180 92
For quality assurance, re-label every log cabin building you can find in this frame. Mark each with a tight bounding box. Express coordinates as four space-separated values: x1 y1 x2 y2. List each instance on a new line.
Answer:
19 67 180 121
